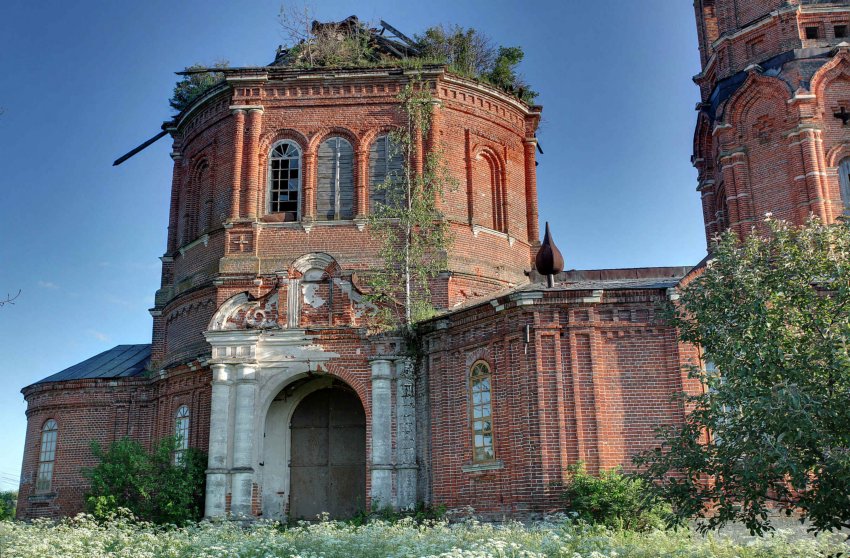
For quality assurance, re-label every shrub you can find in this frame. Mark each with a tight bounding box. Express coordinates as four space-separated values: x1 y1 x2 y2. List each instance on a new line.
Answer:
169 62 228 112
561 462 672 531
84 436 206 525
0 491 16 520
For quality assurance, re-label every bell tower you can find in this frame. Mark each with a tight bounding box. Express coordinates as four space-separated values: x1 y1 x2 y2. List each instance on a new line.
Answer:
692 0 850 248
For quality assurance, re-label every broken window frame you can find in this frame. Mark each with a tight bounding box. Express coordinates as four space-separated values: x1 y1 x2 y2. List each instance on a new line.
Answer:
268 140 302 221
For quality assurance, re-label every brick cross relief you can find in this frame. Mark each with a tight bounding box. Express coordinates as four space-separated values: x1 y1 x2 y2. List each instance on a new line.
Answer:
231 234 251 253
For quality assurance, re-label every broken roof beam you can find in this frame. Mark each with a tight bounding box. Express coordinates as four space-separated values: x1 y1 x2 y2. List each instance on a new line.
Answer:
380 20 419 52
113 130 169 166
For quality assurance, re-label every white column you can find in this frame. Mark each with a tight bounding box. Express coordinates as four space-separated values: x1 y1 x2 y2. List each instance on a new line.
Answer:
370 359 393 508
205 364 233 517
230 363 257 517
395 358 417 509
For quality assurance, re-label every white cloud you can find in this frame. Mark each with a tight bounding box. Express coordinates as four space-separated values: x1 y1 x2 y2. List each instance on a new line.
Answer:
87 330 110 342
37 280 58 290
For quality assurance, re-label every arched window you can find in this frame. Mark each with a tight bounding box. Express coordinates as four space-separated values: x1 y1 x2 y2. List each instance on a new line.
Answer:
839 158 850 214
268 141 302 221
36 419 58 493
715 184 729 231
317 137 354 220
180 182 198 246
175 405 190 464
196 160 213 232
470 361 494 462
369 134 404 212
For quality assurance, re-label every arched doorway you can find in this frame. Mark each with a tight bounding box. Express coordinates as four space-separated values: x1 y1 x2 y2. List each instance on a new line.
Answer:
288 385 366 519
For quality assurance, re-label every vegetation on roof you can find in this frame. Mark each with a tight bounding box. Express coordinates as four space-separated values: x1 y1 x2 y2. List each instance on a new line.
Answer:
169 14 538 113
169 61 229 113
276 14 537 104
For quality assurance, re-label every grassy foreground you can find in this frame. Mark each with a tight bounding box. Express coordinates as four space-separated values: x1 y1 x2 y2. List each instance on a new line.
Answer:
0 514 846 558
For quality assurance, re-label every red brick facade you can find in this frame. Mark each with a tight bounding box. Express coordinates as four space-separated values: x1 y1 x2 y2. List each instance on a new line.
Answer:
693 0 850 248
29 10 828 517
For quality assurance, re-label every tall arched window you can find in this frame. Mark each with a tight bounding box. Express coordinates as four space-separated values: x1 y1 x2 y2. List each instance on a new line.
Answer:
268 141 302 221
196 160 213 232
369 134 404 212
317 137 354 220
839 158 850 214
715 184 729 232
470 361 495 462
36 419 58 493
175 405 190 464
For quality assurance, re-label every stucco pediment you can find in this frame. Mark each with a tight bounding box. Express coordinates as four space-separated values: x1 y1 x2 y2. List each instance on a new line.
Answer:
208 290 281 331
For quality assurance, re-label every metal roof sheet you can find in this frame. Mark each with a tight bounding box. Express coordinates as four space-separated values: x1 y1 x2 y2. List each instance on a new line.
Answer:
32 344 151 386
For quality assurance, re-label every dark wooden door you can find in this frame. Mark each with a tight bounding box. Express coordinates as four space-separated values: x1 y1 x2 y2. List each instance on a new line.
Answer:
289 387 366 519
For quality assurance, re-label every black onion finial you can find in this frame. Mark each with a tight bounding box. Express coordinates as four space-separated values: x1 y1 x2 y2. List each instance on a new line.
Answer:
535 222 564 287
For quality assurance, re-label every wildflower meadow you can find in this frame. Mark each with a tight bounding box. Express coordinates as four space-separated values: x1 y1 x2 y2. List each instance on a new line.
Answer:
0 513 846 558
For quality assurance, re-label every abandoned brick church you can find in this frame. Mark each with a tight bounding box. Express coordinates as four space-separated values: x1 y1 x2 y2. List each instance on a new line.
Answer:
17 0 850 520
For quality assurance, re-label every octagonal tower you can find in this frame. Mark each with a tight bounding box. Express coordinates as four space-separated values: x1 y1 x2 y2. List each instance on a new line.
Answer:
693 0 850 247
151 64 542 367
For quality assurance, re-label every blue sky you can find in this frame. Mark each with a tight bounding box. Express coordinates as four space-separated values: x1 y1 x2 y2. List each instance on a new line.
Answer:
0 0 702 489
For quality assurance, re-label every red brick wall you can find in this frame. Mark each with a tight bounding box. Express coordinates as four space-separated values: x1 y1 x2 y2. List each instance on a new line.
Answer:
152 69 540 365
17 367 211 519
422 288 694 516
693 3 850 248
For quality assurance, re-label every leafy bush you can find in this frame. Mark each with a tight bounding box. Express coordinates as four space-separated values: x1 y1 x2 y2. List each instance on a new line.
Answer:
0 513 846 557
0 491 16 520
84 436 206 525
415 25 537 103
638 218 850 535
561 462 672 531
169 62 229 112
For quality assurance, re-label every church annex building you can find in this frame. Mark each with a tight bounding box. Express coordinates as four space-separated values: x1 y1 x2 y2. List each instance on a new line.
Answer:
17 1 850 520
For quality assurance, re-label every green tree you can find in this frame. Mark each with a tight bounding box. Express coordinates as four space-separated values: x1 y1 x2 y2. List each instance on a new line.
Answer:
169 62 229 112
85 437 206 524
636 218 850 535
0 491 17 520
366 79 454 332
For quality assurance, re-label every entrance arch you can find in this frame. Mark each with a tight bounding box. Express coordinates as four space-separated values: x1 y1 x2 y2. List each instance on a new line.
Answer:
262 379 366 520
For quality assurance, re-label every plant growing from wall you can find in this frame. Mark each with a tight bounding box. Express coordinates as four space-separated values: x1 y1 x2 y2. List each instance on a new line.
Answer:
276 8 537 103
84 437 206 525
365 79 454 334
169 62 229 113
636 217 850 536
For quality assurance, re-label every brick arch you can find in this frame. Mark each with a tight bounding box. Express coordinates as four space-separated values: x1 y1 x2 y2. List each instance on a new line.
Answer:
361 126 403 151
694 112 714 175
826 143 850 168
472 146 508 232
260 129 310 156
811 48 850 103
316 362 370 411
308 126 360 153
724 72 791 138
288 252 341 278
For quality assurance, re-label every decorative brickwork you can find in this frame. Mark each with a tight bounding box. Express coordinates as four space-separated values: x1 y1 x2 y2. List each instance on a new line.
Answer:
19 44 710 521
693 1 850 248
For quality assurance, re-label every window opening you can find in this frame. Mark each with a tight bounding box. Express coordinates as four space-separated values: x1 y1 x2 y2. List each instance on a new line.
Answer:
175 405 190 464
369 134 404 211
269 141 302 221
470 361 494 462
36 419 58 493
317 137 354 220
